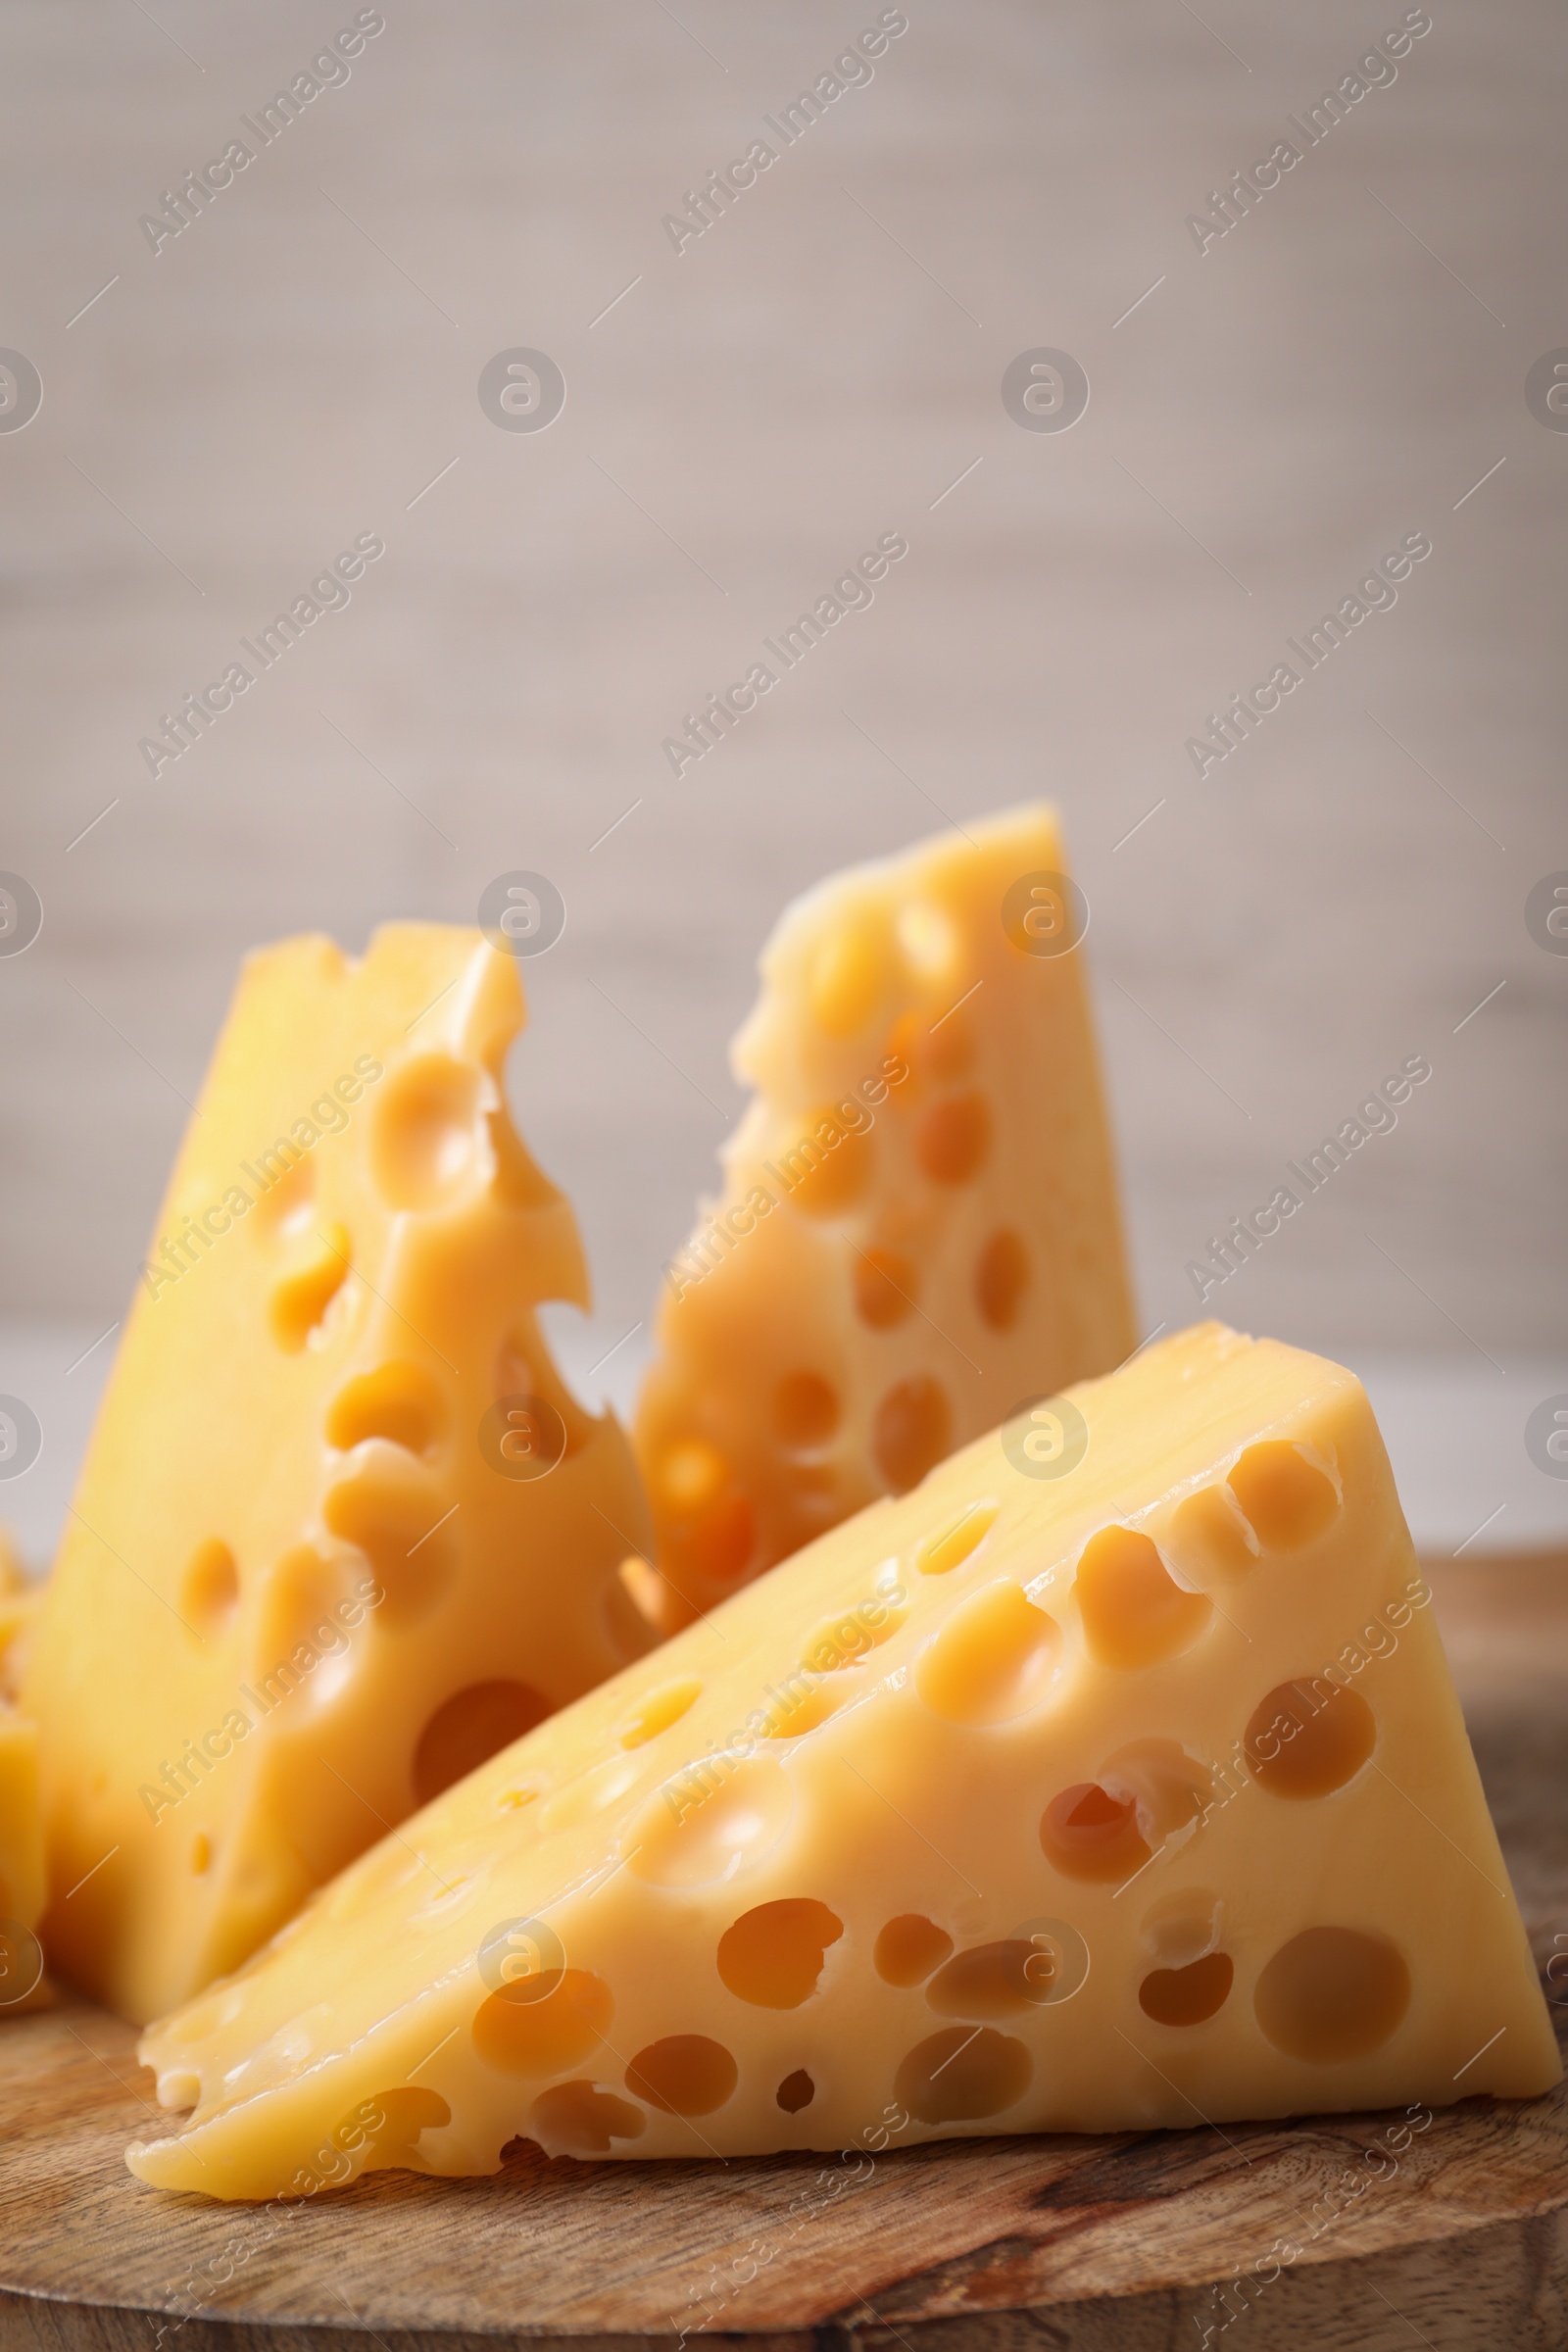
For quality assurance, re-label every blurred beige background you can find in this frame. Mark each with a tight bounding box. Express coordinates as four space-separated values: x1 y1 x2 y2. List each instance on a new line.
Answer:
1 0 1565 1557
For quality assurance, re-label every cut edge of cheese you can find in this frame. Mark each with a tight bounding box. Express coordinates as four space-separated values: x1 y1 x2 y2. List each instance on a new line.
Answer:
128 1322 1556 2199
26 924 656 2026
634 804 1137 1630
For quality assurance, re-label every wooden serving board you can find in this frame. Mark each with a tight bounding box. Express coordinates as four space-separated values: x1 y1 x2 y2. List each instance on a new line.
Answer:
2 1556 1564 2352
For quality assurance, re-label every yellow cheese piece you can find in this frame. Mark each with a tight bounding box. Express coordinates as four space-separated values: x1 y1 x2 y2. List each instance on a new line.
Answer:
0 1706 46 2013
634 804 1135 1628
0 1540 50 2014
26 926 654 2026
0 1532 39 1706
129 1323 1556 2199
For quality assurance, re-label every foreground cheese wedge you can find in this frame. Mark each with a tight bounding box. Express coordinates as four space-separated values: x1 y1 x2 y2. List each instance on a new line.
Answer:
634 806 1136 1628
130 1323 1556 2198
27 926 654 2026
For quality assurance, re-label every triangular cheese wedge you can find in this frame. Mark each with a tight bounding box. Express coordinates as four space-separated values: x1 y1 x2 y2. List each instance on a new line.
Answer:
633 805 1135 1630
130 1324 1556 2198
26 926 654 2026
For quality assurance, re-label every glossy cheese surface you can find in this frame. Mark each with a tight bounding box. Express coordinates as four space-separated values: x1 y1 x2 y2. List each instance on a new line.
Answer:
635 805 1136 1626
131 1324 1557 2199
26 926 654 2025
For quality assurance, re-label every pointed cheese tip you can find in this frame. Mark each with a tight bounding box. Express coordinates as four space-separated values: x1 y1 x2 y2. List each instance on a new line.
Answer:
124 2132 209 2193
233 923 526 1065
361 921 526 1066
753 798 1066 981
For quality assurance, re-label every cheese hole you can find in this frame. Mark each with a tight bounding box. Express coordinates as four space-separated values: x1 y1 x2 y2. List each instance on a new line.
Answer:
874 1914 953 1987
1102 1739 1211 1844
975 1229 1030 1331
360 2086 452 2169
1140 1951 1234 2027
1246 1679 1376 1799
254 1543 364 1709
1074 1526 1212 1670
628 1754 793 1888
774 1371 839 1452
1227 1443 1341 1552
412 1680 553 1808
657 1440 726 1517
181 1539 239 1636
917 1091 992 1185
494 1781 546 1815
658 1444 757 1586
776 2068 814 2113
540 1754 645 1832
872 1375 952 1494
626 2034 738 2116
527 2081 647 2157
760 1679 848 1739
1140 1889 1222 1970
926 1939 1054 2019
1041 1783 1152 1884
250 1153 315 1237
915 1579 1061 1727
916 1500 1000 1577
472 1969 613 2076
269 1222 351 1352
189 1833 213 1876
717 1898 843 2008
322 1454 457 1622
1253 1926 1410 2063
616 1553 672 1642
602 1560 660 1661
370 1054 486 1212
897 901 958 985
618 1676 702 1749
1166 1483 1259 1580
802 1592 906 1674
853 1247 917 1330
925 1004 977 1083
809 925 884 1037
325 1363 444 1458
895 2027 1032 2126
788 1114 875 1218
669 1492 757 1586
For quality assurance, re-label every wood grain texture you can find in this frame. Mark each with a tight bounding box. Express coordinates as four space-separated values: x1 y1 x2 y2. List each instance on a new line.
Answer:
1 1555 1564 2352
